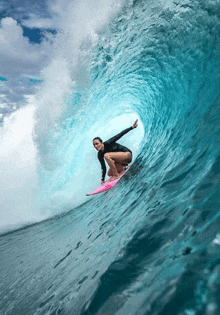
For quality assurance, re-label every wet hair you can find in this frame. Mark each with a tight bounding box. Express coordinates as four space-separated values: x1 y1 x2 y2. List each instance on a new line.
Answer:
93 137 103 143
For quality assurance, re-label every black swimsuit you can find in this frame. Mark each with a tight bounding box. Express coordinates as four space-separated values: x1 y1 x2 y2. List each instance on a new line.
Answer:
98 127 133 181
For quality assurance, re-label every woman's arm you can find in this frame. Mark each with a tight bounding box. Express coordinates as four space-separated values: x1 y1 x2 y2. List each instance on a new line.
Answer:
98 154 106 182
105 119 138 145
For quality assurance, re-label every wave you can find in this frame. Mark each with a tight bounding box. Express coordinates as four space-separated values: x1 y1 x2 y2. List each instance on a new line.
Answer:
0 0 219 314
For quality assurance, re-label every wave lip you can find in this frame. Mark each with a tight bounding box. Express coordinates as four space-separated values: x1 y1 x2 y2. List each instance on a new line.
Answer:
0 0 219 314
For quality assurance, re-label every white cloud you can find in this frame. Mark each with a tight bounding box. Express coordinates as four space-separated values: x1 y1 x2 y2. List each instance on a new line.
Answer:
0 0 123 112
0 17 53 109
21 13 56 29
0 17 51 75
0 0 125 231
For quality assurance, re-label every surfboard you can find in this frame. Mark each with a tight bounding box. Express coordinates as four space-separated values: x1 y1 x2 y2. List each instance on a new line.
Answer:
86 168 128 196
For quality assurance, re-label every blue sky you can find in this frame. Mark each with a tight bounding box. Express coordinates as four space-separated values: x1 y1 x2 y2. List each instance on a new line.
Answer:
0 0 123 122
0 0 52 43
0 0 124 229
0 0 58 120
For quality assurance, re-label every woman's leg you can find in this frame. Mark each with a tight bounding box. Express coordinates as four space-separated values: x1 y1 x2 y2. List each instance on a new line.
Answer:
107 162 126 177
104 152 132 181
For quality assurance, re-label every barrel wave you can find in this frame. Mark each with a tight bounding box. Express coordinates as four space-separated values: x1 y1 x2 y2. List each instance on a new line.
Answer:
0 1 219 314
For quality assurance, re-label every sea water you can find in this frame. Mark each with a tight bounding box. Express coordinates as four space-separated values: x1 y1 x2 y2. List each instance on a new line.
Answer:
0 0 219 314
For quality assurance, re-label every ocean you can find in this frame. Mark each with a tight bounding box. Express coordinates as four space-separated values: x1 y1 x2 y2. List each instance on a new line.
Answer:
0 0 219 314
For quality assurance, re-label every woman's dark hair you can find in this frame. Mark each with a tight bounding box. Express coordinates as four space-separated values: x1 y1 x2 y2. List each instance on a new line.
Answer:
93 137 103 142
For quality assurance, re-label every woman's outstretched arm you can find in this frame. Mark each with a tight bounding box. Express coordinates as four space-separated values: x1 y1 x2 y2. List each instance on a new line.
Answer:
105 119 138 145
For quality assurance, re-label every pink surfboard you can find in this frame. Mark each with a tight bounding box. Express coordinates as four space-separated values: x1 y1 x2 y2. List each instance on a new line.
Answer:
86 169 128 196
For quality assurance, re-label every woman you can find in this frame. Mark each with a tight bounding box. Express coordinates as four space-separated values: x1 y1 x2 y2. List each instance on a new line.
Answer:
93 119 138 183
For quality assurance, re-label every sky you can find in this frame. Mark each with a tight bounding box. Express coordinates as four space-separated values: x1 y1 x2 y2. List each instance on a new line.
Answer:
0 0 58 121
0 0 127 231
0 0 123 123
0 0 126 153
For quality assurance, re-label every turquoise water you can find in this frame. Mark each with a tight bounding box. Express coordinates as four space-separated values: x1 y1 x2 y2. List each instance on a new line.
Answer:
0 0 219 314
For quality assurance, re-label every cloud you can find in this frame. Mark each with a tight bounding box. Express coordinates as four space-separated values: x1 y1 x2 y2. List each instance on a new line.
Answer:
0 0 125 230
0 0 123 117
0 17 53 112
0 17 51 75
22 13 56 29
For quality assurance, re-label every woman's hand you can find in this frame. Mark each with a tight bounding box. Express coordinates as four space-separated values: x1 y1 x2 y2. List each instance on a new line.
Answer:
132 119 138 129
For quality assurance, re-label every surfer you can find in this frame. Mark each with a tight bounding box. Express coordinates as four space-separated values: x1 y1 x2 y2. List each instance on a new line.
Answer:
93 119 138 183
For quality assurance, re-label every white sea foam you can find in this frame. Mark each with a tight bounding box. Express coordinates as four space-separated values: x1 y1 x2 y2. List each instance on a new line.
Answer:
0 0 130 232
34 0 124 144
0 99 46 233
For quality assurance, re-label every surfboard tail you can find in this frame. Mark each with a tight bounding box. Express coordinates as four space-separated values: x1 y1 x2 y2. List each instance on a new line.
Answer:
86 169 128 196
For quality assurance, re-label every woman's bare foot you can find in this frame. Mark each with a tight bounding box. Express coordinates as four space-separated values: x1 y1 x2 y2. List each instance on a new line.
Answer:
108 174 120 181
119 165 129 173
118 168 125 174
